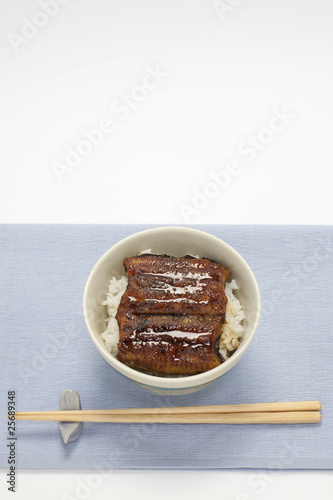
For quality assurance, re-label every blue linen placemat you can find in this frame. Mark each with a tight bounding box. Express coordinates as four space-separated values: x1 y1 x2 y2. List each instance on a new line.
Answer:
0 224 332 470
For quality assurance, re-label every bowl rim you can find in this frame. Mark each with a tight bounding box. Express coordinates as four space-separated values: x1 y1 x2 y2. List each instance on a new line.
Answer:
83 226 261 389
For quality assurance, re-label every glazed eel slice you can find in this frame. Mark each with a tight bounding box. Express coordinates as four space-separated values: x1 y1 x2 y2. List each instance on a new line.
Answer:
116 311 223 375
119 255 231 316
124 254 230 283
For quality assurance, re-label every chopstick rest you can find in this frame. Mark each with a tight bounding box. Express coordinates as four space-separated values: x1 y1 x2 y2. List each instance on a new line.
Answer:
59 390 82 444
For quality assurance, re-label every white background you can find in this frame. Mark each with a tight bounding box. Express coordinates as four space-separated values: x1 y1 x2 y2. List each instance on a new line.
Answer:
1 0 332 498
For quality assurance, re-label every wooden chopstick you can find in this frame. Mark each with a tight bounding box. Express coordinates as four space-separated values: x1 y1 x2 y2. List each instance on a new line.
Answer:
14 411 321 424
16 400 321 416
15 401 321 424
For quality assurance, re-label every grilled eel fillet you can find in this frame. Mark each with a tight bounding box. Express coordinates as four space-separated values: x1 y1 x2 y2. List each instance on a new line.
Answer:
116 255 231 376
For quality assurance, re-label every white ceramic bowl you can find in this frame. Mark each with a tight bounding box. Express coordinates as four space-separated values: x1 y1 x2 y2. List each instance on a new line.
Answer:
83 227 261 395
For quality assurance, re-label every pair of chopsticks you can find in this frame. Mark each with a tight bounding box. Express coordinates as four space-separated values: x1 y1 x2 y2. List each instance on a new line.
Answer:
15 401 321 424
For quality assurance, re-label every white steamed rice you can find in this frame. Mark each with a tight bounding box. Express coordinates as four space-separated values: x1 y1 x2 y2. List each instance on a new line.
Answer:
101 275 245 361
101 276 128 356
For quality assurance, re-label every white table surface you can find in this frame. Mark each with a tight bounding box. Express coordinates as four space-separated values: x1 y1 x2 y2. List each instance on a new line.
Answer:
1 0 332 497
